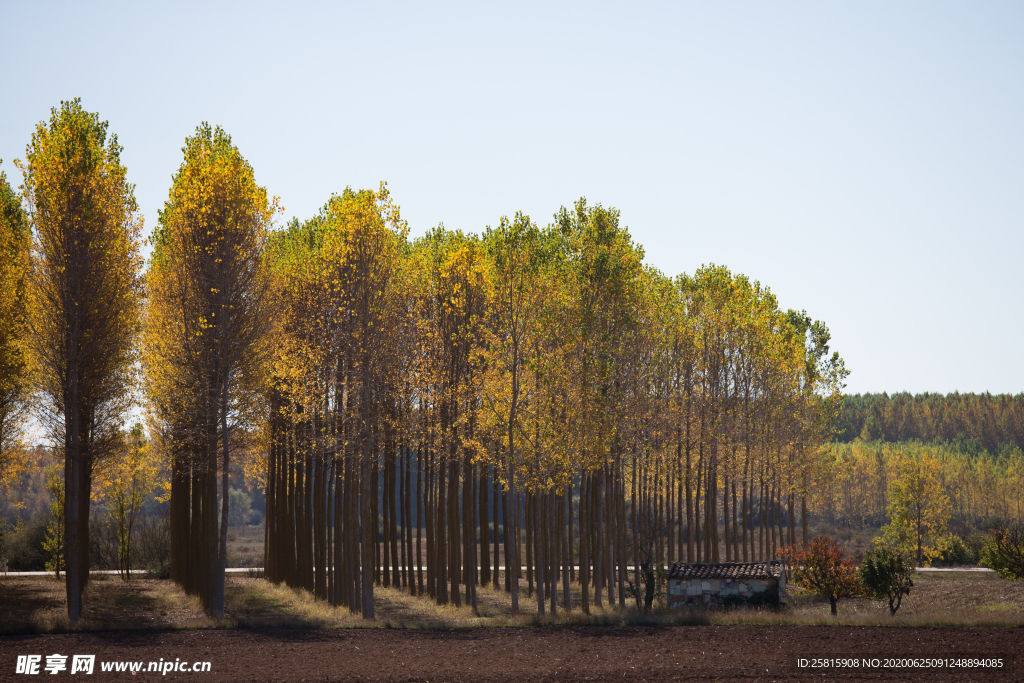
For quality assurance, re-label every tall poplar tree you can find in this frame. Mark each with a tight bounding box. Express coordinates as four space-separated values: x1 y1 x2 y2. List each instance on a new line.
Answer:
0 163 30 484
481 213 546 612
20 100 143 622
557 199 643 611
147 123 275 616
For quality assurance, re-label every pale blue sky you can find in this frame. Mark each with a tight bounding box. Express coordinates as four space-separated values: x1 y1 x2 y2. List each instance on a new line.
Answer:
2 1 1021 394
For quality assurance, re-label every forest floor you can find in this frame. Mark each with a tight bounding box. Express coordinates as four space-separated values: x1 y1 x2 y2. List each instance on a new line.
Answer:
1 572 1021 681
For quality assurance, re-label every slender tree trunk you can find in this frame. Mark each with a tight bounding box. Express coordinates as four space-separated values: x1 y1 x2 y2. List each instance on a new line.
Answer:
416 447 423 596
502 476 510 592
171 453 189 585
677 453 684 566
801 492 809 548
332 457 342 606
448 455 460 608
594 468 604 609
64 390 83 623
631 454 639 606
426 447 436 599
745 448 753 561
614 464 622 610
203 412 218 612
493 468 501 589
405 445 413 591
315 414 328 599
731 478 739 561
562 485 571 610
265 415 276 583
360 366 375 618
213 383 231 618
469 459 478 612
723 472 730 562
685 436 693 563
757 467 764 563
607 465 617 607
399 445 407 590
480 460 490 587
787 490 796 549
526 490 534 597
372 455 380 587
390 442 400 590
382 443 391 588
536 492 545 615
694 449 703 563
436 447 448 605
507 463 519 611
777 491 785 558
306 441 315 591
294 421 305 589
580 469 590 614
667 461 675 565
189 463 202 598
79 434 92 591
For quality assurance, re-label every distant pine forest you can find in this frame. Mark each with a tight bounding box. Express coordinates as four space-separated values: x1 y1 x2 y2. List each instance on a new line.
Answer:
834 392 1024 453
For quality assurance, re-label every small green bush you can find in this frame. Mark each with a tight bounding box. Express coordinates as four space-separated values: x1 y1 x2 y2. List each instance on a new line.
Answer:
934 535 979 566
2 513 49 571
859 546 914 616
981 524 1024 581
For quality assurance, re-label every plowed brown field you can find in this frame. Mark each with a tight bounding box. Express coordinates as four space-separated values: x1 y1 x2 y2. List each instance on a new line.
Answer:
1 625 1020 682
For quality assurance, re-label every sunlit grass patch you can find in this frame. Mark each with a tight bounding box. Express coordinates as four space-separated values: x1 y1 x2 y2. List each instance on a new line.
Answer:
225 577 362 629
2 567 1021 634
979 604 1015 612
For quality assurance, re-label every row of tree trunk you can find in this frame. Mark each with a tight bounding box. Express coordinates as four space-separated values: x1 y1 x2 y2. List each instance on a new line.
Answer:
262 411 806 617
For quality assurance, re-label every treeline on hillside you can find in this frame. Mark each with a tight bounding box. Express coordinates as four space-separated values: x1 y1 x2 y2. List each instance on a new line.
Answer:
2 103 846 621
835 393 1024 452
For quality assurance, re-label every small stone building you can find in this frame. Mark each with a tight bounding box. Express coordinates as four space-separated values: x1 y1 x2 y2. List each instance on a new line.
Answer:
668 561 786 607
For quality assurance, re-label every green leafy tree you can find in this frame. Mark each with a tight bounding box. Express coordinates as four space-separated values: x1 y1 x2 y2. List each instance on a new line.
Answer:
880 452 951 565
981 524 1024 581
936 534 978 566
228 487 257 527
783 536 861 615
859 545 914 616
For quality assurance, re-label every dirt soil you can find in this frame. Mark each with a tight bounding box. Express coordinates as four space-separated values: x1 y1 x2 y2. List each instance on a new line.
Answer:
1 625 1021 682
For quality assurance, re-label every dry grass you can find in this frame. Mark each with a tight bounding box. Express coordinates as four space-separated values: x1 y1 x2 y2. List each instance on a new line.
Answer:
2 568 1021 634
0 573 213 634
225 526 265 568
705 570 1024 627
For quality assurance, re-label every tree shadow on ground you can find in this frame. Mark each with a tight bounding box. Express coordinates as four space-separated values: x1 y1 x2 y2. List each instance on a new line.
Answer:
81 579 176 628
0 578 65 633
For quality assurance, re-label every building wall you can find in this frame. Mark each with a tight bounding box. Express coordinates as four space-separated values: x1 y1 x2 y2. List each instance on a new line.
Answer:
668 577 782 607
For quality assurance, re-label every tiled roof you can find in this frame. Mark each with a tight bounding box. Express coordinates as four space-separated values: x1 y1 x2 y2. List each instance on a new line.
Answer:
668 561 785 580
